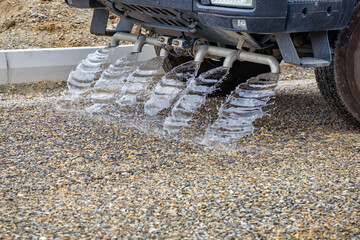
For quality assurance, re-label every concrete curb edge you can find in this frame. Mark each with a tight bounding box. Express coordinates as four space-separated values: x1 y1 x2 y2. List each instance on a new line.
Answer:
0 45 156 85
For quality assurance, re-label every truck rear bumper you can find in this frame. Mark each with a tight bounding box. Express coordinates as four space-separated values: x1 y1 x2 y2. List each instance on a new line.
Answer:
67 0 356 34
195 0 356 33
198 13 286 34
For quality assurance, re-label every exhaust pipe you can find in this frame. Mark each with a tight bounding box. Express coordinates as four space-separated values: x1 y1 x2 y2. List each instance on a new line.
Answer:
111 32 280 73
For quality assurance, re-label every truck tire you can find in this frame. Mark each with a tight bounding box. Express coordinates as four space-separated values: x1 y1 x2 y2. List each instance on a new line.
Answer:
315 3 360 127
155 46 270 96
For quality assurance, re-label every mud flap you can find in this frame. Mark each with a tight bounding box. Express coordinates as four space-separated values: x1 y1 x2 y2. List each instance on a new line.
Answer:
90 9 109 36
65 0 103 8
275 32 331 67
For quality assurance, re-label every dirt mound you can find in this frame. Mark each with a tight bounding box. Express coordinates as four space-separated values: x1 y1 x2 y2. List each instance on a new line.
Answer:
0 0 118 49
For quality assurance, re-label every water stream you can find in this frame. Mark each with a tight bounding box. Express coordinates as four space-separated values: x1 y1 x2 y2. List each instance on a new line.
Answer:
116 56 165 106
64 47 113 100
163 66 230 136
62 49 280 150
85 53 140 113
144 61 201 116
202 73 279 146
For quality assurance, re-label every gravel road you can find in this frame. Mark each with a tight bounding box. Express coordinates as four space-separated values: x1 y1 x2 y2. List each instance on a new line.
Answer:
0 65 359 239
0 0 113 49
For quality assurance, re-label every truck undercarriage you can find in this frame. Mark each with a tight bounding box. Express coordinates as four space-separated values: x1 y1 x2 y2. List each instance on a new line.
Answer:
65 0 360 133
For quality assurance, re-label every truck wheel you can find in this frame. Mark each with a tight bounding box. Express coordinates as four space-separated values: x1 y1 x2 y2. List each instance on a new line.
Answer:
155 46 270 96
315 3 360 127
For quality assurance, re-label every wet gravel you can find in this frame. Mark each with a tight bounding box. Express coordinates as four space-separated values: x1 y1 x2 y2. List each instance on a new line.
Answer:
0 66 359 239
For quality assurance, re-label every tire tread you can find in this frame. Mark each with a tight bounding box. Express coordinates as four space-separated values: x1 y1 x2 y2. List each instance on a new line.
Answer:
315 63 360 127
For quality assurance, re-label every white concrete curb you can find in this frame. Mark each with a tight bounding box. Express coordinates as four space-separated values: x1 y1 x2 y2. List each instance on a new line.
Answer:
0 45 156 85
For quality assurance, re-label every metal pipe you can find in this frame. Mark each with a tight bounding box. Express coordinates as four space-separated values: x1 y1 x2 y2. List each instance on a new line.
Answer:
194 45 209 63
238 51 280 74
194 45 280 72
207 46 237 59
111 33 280 73
111 32 170 54
133 36 147 53
111 32 163 48
145 37 161 47
223 50 239 68
111 32 139 47
111 32 162 47
207 46 280 72
135 36 170 55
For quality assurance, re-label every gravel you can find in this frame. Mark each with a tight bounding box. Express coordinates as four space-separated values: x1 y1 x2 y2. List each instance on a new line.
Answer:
0 0 116 49
0 65 359 239
3 0 358 238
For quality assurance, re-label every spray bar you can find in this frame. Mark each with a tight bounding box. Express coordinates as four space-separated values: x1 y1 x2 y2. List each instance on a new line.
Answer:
237 51 280 74
111 32 168 57
111 32 280 73
194 45 280 74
